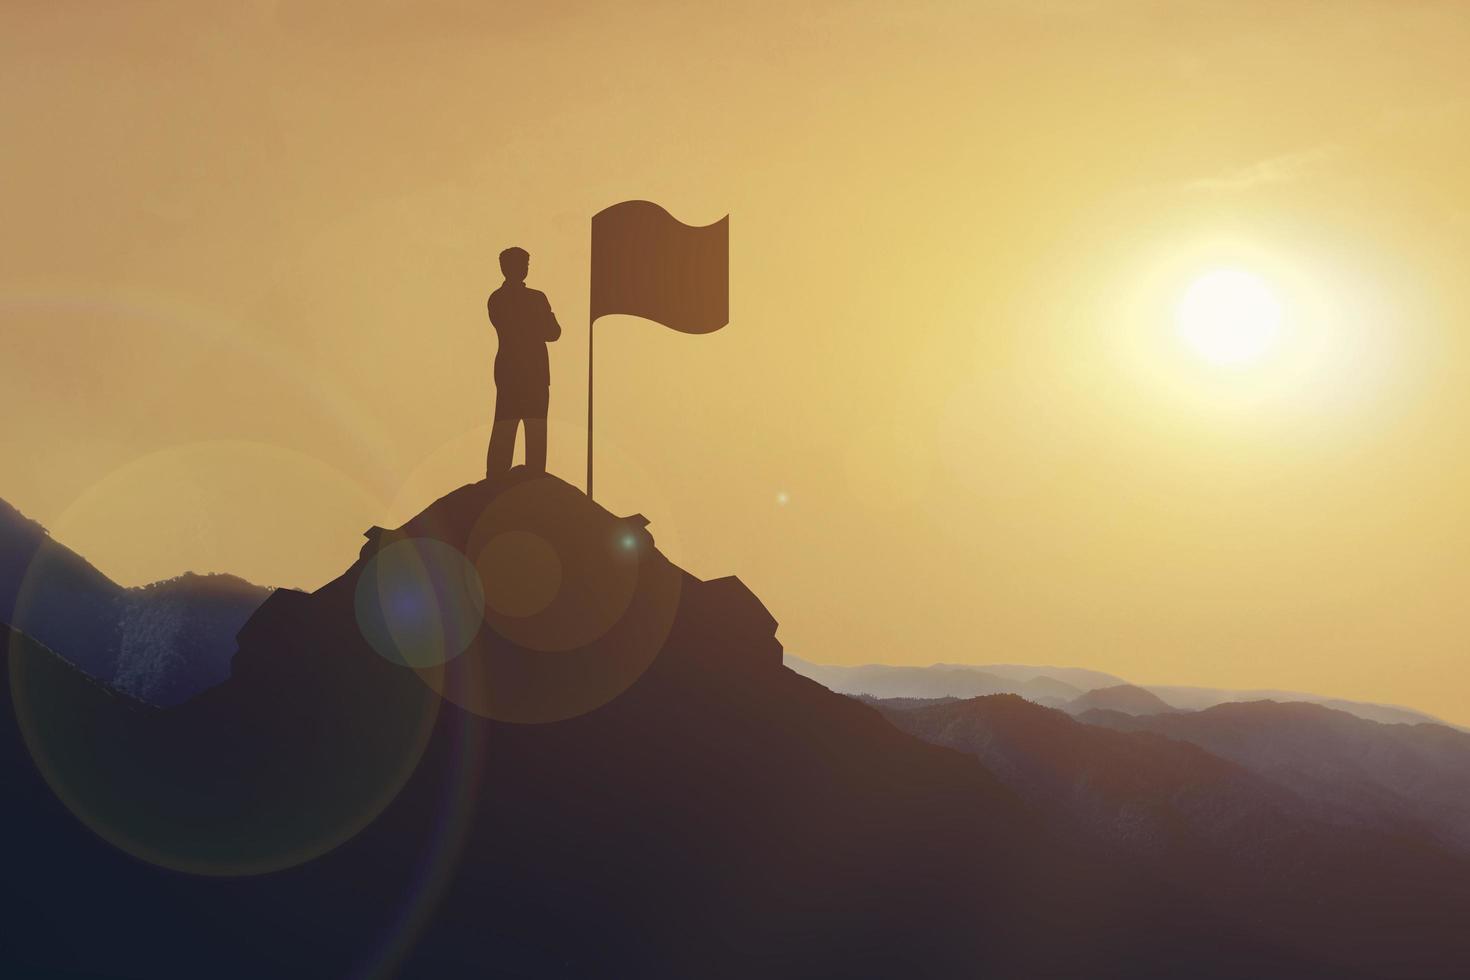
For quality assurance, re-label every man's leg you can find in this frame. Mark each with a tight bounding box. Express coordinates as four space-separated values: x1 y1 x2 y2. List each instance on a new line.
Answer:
522 386 551 475
524 418 548 474
487 419 519 477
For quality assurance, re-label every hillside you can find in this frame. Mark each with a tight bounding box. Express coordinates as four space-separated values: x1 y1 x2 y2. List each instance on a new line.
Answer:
869 693 1301 859
1081 700 1470 852
0 497 268 704
874 694 1470 974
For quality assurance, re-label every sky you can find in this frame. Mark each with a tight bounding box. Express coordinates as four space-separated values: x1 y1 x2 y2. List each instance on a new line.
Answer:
5 1 1470 722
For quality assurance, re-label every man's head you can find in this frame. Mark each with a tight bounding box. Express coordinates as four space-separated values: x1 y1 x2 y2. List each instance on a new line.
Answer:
499 246 530 283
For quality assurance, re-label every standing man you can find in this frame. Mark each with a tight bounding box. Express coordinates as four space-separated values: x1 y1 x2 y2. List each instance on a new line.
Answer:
486 246 562 477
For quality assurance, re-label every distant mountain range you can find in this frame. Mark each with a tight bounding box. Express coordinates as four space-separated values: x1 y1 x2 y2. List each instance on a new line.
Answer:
868 692 1470 974
875 692 1470 857
785 654 1455 728
1080 701 1470 853
1146 685 1447 727
1 498 268 705
784 655 1103 706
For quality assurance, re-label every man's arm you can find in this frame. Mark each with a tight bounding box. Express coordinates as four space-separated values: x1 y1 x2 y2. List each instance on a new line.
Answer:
539 292 563 342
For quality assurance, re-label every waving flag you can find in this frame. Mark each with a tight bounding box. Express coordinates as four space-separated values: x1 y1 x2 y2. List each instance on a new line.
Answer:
590 200 729 333
585 201 730 497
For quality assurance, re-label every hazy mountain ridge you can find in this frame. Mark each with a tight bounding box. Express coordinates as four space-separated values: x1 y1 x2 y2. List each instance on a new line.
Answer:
936 662 1128 691
1 497 270 705
1080 700 1470 853
786 654 1457 728
864 693 1305 862
784 655 1094 704
1065 684 1178 717
868 694 1430 873
866 692 1470 972
1147 685 1446 727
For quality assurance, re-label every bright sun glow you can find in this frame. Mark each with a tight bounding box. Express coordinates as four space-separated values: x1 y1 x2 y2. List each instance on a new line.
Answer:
1176 268 1284 366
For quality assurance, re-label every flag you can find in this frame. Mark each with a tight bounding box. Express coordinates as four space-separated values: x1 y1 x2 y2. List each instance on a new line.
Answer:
590 200 729 333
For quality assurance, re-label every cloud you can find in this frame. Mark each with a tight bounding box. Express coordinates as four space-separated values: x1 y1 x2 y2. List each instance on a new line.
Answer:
1178 100 1468 196
1180 143 1342 193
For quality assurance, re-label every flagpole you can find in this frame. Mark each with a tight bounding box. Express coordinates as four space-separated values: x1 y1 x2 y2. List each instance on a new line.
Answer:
586 310 594 500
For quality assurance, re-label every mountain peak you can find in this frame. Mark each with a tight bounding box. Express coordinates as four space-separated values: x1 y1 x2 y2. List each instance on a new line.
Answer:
1066 683 1175 717
233 467 779 724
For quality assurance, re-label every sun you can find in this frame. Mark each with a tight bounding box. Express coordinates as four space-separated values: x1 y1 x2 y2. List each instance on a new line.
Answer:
1176 268 1284 366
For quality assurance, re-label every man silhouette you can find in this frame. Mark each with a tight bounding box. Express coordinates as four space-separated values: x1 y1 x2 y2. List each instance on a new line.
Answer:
486 246 562 477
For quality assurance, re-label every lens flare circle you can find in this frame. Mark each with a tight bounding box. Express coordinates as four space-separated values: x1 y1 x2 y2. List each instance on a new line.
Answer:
7 620 442 878
417 476 683 724
355 538 485 668
4 443 441 877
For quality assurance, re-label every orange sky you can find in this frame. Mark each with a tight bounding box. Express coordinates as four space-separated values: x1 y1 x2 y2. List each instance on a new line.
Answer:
5 1 1470 722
